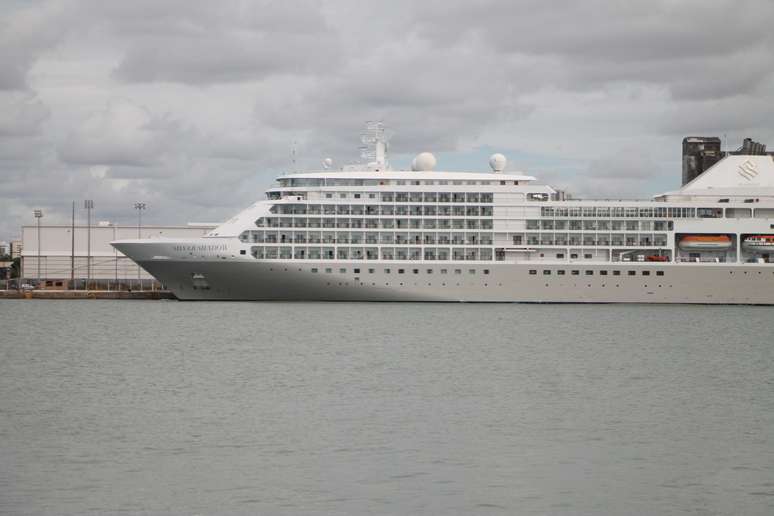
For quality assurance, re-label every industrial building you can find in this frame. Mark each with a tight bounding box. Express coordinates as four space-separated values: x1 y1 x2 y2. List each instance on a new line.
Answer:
10 240 22 260
21 222 216 289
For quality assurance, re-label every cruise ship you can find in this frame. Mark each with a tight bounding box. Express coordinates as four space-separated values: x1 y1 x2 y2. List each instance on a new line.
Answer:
112 124 774 304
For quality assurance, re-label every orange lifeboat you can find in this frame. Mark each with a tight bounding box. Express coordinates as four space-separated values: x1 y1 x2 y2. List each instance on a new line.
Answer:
678 235 732 251
742 235 774 250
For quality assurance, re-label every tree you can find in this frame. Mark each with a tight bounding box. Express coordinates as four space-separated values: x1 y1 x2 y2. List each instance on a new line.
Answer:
10 257 20 279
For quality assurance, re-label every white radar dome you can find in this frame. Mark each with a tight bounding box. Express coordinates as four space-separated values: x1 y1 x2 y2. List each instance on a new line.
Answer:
489 153 507 172
322 157 333 169
411 152 437 171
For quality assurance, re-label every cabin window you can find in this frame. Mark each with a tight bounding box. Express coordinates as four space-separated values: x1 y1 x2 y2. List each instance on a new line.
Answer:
628 271 636 276
571 270 579 275
543 270 551 275
557 270 566 275
642 271 650 276
529 270 537 275
656 271 664 276
585 270 593 275
613 270 621 276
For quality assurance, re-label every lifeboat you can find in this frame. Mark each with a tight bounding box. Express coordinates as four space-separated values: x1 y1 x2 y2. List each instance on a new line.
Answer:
742 235 774 250
678 235 732 251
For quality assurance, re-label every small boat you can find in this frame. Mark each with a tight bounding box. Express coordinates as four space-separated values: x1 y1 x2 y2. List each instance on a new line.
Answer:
678 235 732 251
742 235 774 250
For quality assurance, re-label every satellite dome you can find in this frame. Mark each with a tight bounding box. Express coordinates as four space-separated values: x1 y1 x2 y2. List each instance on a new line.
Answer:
489 153 507 172
411 152 437 171
322 158 333 169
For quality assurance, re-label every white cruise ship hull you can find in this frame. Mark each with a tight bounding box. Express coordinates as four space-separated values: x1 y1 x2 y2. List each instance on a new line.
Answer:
113 240 774 304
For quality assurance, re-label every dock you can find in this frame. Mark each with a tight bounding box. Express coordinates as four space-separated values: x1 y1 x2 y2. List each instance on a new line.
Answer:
0 290 177 300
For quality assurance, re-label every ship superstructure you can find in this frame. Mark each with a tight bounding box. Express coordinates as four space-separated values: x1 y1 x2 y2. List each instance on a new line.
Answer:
113 125 774 303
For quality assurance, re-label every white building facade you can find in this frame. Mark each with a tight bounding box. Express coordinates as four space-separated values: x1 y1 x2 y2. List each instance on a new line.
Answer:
22 223 216 288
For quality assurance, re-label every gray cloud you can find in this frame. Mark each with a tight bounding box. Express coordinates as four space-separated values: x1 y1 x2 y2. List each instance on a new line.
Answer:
0 93 50 137
58 99 186 167
109 1 340 84
2 0 774 240
412 0 774 100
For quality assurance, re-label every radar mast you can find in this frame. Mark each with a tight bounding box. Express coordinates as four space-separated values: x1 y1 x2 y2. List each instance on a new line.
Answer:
359 121 391 170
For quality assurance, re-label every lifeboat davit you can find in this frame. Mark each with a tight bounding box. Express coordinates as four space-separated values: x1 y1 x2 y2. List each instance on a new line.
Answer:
678 235 732 251
742 235 774 250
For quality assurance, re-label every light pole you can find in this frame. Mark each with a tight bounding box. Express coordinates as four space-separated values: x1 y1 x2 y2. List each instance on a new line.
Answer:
134 202 146 290
70 201 75 289
84 200 93 290
34 209 43 287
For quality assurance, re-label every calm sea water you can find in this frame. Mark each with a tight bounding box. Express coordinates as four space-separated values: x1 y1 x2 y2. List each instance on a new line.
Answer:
1 300 773 515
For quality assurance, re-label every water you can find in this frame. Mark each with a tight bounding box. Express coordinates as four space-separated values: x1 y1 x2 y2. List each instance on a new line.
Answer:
1 300 773 515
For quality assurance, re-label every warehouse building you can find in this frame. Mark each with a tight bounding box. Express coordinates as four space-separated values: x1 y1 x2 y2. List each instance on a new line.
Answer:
21 222 217 289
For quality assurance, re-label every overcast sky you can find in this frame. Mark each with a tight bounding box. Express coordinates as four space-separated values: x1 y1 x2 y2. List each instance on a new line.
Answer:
2 0 774 241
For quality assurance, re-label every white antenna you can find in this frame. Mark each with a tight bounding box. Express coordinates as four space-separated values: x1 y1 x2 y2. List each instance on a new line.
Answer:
359 121 391 169
290 140 297 170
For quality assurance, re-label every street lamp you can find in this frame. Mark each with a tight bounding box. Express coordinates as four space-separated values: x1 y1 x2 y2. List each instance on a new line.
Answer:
84 200 93 290
34 209 43 287
134 202 146 290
